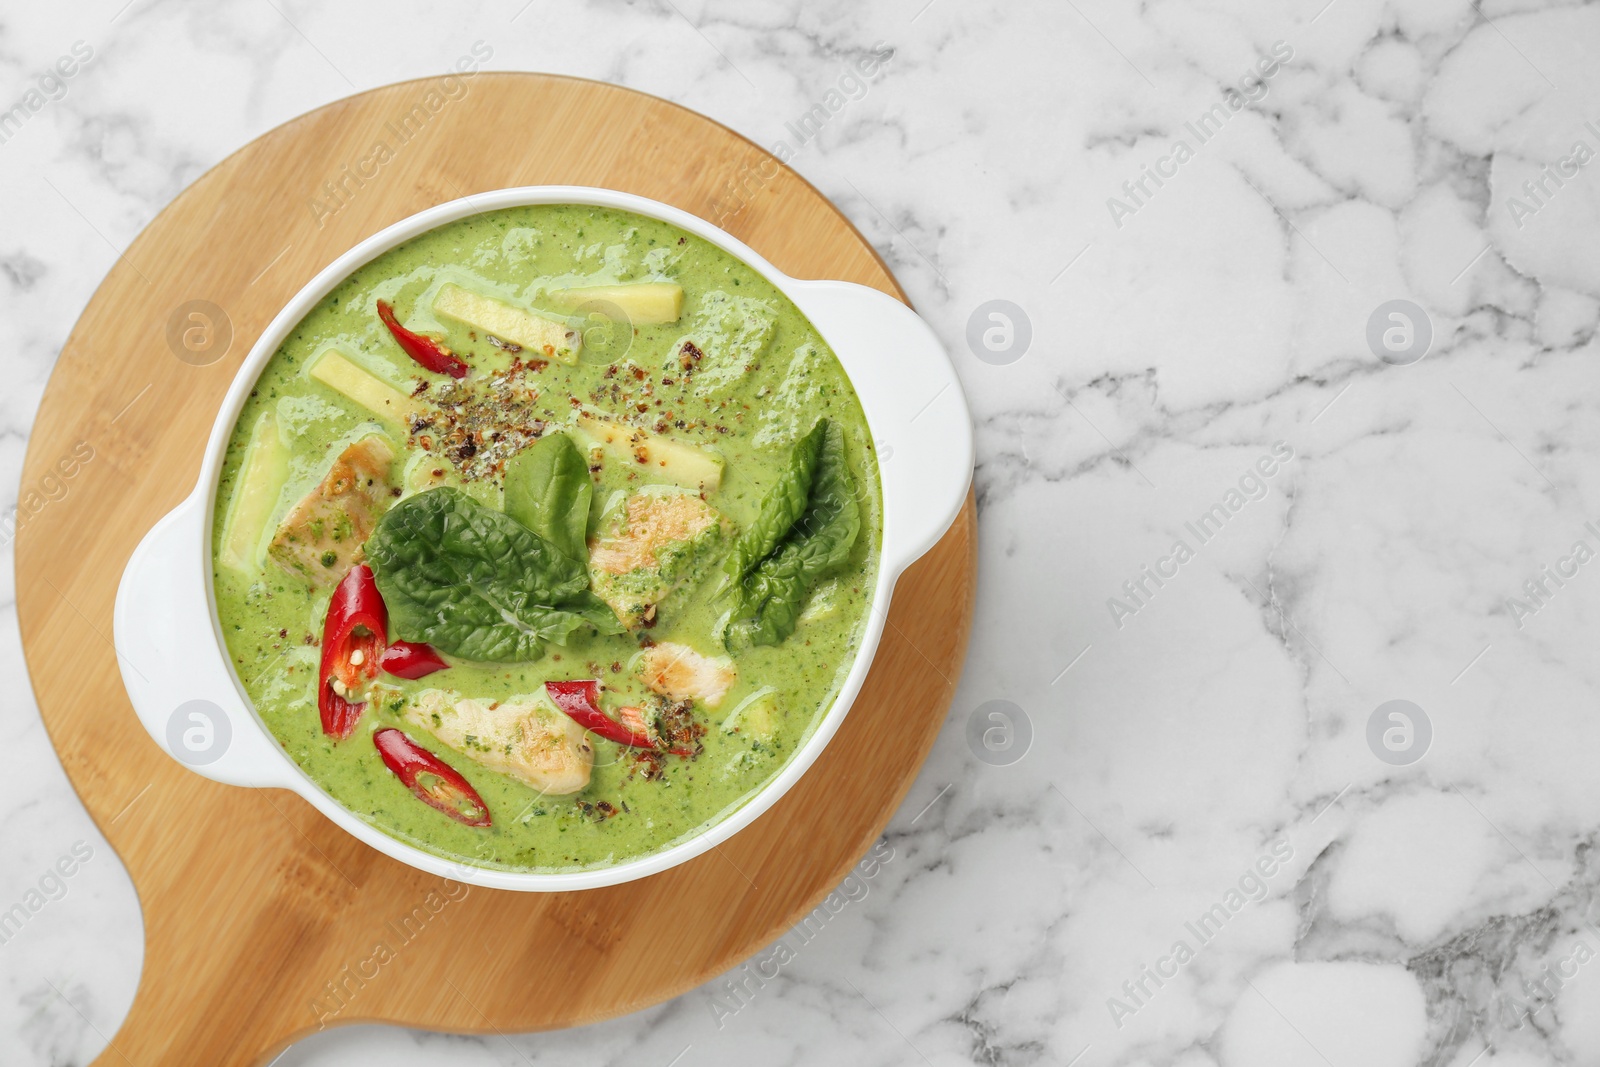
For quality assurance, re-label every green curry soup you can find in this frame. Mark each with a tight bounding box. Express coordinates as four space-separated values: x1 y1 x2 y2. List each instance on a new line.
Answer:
210 204 881 873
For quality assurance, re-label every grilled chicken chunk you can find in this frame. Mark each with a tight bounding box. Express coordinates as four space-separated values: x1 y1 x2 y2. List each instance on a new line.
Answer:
269 435 395 584
406 689 593 796
639 642 737 709
590 490 723 628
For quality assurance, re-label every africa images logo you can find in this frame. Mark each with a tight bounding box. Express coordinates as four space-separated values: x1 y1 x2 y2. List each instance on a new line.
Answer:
1106 837 1294 1028
1105 443 1294 629
1106 41 1293 228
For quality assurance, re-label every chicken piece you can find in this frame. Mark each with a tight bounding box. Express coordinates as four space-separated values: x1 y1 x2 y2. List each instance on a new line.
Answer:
639 642 737 709
589 490 723 628
617 704 655 740
269 435 395 584
406 689 593 796
591 491 719 573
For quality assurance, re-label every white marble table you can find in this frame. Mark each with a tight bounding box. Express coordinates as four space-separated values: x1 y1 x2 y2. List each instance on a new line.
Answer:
4 0 1599 1064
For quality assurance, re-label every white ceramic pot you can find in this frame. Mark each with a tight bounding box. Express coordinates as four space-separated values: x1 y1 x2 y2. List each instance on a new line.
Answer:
113 186 972 891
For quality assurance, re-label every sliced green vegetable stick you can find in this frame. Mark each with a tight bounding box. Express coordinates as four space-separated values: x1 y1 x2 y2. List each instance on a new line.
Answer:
218 409 289 573
433 283 581 363
574 411 724 492
308 350 427 427
544 282 684 324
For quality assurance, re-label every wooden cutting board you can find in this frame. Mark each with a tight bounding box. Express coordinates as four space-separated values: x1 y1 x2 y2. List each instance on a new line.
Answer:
15 73 974 1066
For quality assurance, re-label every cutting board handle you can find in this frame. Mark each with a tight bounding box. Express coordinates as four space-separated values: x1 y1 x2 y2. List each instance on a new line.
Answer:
113 488 299 789
786 279 973 579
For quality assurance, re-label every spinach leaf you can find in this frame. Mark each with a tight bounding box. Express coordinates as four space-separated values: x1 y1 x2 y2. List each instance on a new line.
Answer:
720 418 826 591
504 432 593 563
727 421 860 648
366 487 619 662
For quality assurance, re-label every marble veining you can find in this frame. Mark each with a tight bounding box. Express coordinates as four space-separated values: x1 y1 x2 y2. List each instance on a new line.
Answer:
4 0 1600 1064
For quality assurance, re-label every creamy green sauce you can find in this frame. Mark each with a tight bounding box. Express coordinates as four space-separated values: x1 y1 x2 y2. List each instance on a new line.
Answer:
212 204 881 873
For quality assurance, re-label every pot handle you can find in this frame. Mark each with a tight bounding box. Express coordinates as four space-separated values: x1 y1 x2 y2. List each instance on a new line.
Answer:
114 489 298 789
784 280 973 578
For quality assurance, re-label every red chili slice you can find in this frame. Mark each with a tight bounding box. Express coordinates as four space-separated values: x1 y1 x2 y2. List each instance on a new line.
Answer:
373 728 491 827
545 680 692 757
318 564 387 740
375 299 469 379
381 640 449 679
